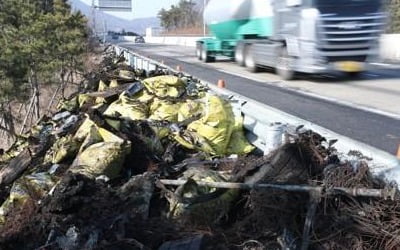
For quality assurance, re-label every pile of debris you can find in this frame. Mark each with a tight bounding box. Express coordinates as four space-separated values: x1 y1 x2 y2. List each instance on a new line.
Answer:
0 49 399 250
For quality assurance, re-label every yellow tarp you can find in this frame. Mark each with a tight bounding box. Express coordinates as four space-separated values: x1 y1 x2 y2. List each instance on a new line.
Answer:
47 135 80 164
0 173 55 224
227 117 255 155
119 70 135 79
168 168 237 224
177 100 204 122
174 95 235 156
142 75 186 98
69 141 130 179
103 92 148 121
149 98 182 122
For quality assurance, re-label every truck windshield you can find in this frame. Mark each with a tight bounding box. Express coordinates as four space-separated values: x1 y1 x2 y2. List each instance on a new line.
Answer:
314 0 381 15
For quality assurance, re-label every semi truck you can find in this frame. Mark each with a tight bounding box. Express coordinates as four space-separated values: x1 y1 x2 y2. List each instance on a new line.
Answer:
196 0 386 80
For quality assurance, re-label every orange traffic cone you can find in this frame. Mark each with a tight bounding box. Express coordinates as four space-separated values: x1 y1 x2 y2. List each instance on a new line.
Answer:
397 144 400 159
217 79 226 88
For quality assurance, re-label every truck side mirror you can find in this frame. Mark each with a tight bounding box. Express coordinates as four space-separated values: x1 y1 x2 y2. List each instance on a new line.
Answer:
286 0 302 7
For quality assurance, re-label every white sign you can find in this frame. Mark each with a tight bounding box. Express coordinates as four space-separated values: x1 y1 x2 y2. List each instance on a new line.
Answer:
97 0 132 11
286 0 302 7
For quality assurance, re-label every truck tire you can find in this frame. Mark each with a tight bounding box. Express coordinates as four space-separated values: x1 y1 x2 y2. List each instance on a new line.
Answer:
346 71 362 79
244 44 259 73
276 47 295 80
201 44 215 63
235 43 245 66
196 42 202 60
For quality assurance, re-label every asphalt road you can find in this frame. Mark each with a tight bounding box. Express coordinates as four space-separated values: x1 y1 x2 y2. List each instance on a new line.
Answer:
118 42 400 155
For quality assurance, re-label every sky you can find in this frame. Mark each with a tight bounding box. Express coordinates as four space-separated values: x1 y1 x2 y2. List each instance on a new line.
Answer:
75 0 180 19
135 0 180 18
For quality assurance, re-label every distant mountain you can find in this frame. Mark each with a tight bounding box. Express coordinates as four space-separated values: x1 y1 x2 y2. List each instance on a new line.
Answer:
127 17 160 35
70 0 160 34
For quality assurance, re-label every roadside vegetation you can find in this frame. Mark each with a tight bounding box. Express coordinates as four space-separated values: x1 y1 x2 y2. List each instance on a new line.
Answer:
387 0 400 33
0 0 88 147
157 0 203 33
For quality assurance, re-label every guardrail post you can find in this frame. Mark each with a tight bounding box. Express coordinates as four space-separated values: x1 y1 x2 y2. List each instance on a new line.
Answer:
124 51 129 64
125 52 131 66
130 54 135 67
134 56 138 69
264 122 286 156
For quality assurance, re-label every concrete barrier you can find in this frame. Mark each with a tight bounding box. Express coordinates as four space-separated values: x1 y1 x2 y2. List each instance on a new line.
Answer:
121 36 137 42
144 36 204 47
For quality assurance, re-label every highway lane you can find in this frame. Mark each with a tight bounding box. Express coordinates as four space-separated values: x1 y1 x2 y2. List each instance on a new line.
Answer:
118 42 400 155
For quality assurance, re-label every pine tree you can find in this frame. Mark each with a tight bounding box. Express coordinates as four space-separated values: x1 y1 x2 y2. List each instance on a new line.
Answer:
158 0 200 31
0 0 88 139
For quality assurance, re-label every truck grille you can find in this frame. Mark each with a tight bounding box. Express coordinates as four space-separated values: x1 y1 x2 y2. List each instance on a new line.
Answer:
317 13 385 62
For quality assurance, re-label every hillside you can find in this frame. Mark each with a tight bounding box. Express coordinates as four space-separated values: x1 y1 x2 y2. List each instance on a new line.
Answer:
70 0 160 34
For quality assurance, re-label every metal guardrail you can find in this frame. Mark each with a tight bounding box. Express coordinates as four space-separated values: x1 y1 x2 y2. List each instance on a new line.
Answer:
113 45 400 185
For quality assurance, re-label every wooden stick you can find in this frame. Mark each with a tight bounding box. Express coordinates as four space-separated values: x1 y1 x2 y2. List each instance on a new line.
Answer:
0 148 32 186
159 179 396 199
301 192 320 250
20 94 35 134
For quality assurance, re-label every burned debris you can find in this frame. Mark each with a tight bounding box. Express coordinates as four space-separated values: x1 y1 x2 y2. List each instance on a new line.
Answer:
0 49 399 250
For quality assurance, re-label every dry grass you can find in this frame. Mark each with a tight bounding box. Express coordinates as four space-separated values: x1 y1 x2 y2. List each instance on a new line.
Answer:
161 27 209 36
0 50 103 150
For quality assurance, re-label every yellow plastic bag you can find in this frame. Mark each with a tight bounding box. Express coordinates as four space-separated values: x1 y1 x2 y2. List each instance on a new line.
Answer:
174 95 235 156
105 119 121 131
95 79 120 104
69 141 130 179
149 98 182 122
98 127 124 143
103 92 148 121
98 80 107 90
73 116 126 153
48 135 80 164
119 70 135 79
177 100 204 122
96 80 108 104
78 94 94 107
168 168 237 224
78 126 103 153
73 118 96 142
0 137 28 162
226 117 255 155
57 96 78 112
0 172 55 224
109 79 119 88
133 89 154 104
142 75 186 98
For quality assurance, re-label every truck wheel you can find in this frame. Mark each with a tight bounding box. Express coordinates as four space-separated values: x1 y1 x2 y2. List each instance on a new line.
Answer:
346 71 362 79
235 43 245 66
196 43 202 60
201 44 215 63
276 47 295 80
244 45 259 73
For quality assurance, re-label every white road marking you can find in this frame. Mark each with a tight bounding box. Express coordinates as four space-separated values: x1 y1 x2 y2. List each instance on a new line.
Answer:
217 69 400 120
